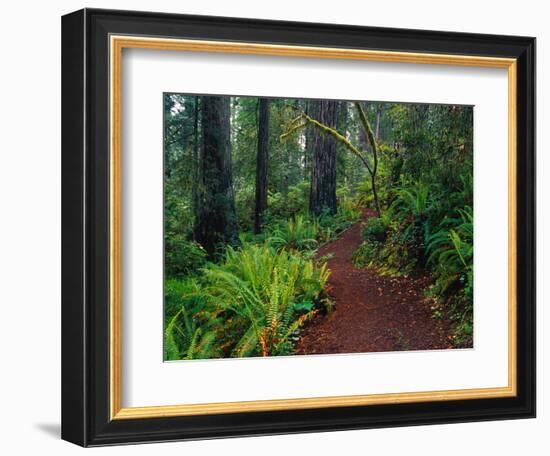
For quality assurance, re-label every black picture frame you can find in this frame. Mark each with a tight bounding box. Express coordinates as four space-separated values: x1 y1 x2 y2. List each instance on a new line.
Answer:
62 8 536 447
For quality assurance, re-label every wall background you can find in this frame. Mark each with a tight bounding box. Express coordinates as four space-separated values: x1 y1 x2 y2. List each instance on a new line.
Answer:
0 0 545 454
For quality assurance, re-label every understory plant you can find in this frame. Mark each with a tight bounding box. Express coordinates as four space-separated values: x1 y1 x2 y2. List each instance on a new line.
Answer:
266 182 309 221
164 236 207 279
426 206 473 297
426 206 474 345
352 206 422 276
205 244 330 356
164 243 331 359
164 277 223 360
351 177 474 345
267 215 319 251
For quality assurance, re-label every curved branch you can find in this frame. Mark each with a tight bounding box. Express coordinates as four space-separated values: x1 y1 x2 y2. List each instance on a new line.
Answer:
355 102 379 175
355 102 381 215
300 112 373 175
279 120 308 141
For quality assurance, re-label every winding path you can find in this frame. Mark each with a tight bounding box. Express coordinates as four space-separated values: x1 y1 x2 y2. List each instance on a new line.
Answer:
295 211 453 355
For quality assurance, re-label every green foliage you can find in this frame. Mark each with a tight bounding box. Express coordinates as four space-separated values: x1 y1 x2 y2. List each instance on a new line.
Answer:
353 191 426 275
165 308 222 361
452 318 473 346
336 186 362 222
352 229 419 275
356 177 388 209
164 177 194 238
426 206 473 299
266 182 309 221
164 243 331 359
164 236 207 279
163 95 199 239
165 277 204 318
352 240 381 268
390 182 431 218
353 176 471 278
352 216 391 268
353 195 474 345
267 215 319 251
362 216 388 243
205 244 330 356
234 184 256 231
316 188 362 240
262 185 360 251
164 277 223 360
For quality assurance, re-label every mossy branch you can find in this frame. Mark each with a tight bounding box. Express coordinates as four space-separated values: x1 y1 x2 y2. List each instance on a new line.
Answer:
282 111 373 174
355 102 379 175
355 102 381 215
303 112 374 175
280 120 308 141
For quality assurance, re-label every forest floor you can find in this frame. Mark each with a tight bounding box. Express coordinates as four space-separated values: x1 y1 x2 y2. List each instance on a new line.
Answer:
295 210 454 355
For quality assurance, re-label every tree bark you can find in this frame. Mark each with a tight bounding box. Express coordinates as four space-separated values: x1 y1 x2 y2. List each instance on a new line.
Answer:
308 100 338 217
191 97 200 218
254 98 270 233
193 96 238 256
304 100 314 179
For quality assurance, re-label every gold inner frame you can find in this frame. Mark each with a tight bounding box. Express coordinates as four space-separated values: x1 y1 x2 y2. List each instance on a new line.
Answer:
109 35 518 420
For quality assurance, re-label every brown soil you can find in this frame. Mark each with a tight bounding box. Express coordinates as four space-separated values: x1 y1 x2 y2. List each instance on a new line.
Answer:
295 210 454 355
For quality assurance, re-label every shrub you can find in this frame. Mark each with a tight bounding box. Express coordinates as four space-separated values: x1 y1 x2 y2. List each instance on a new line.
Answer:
353 211 420 275
355 177 389 209
426 205 473 347
204 244 331 357
235 184 256 231
267 215 319 251
165 308 223 361
164 277 223 360
426 206 473 297
164 235 207 279
362 216 388 243
238 230 268 245
353 230 418 275
376 225 422 275
165 277 204 318
336 186 362 222
316 206 360 243
352 240 381 268
389 181 431 219
266 182 309 220
164 243 331 360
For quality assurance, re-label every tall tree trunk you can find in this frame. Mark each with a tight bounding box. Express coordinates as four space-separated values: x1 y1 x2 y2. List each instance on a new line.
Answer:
309 100 338 217
254 98 269 233
304 100 314 180
336 101 349 185
191 97 200 218
193 96 238 256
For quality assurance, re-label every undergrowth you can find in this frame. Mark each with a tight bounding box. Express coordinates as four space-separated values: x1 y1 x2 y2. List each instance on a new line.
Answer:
164 243 331 360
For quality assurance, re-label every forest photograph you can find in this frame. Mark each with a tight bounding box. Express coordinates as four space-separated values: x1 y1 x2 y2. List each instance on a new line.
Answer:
163 93 474 361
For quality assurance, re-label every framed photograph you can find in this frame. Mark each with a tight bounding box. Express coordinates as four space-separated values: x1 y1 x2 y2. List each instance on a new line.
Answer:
61 8 535 446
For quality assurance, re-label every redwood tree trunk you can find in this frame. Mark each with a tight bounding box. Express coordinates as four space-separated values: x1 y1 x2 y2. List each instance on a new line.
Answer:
194 96 238 256
191 97 200 218
309 100 338 217
254 98 270 233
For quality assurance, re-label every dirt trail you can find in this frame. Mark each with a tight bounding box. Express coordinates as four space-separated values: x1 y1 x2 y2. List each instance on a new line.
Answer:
295 211 453 355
